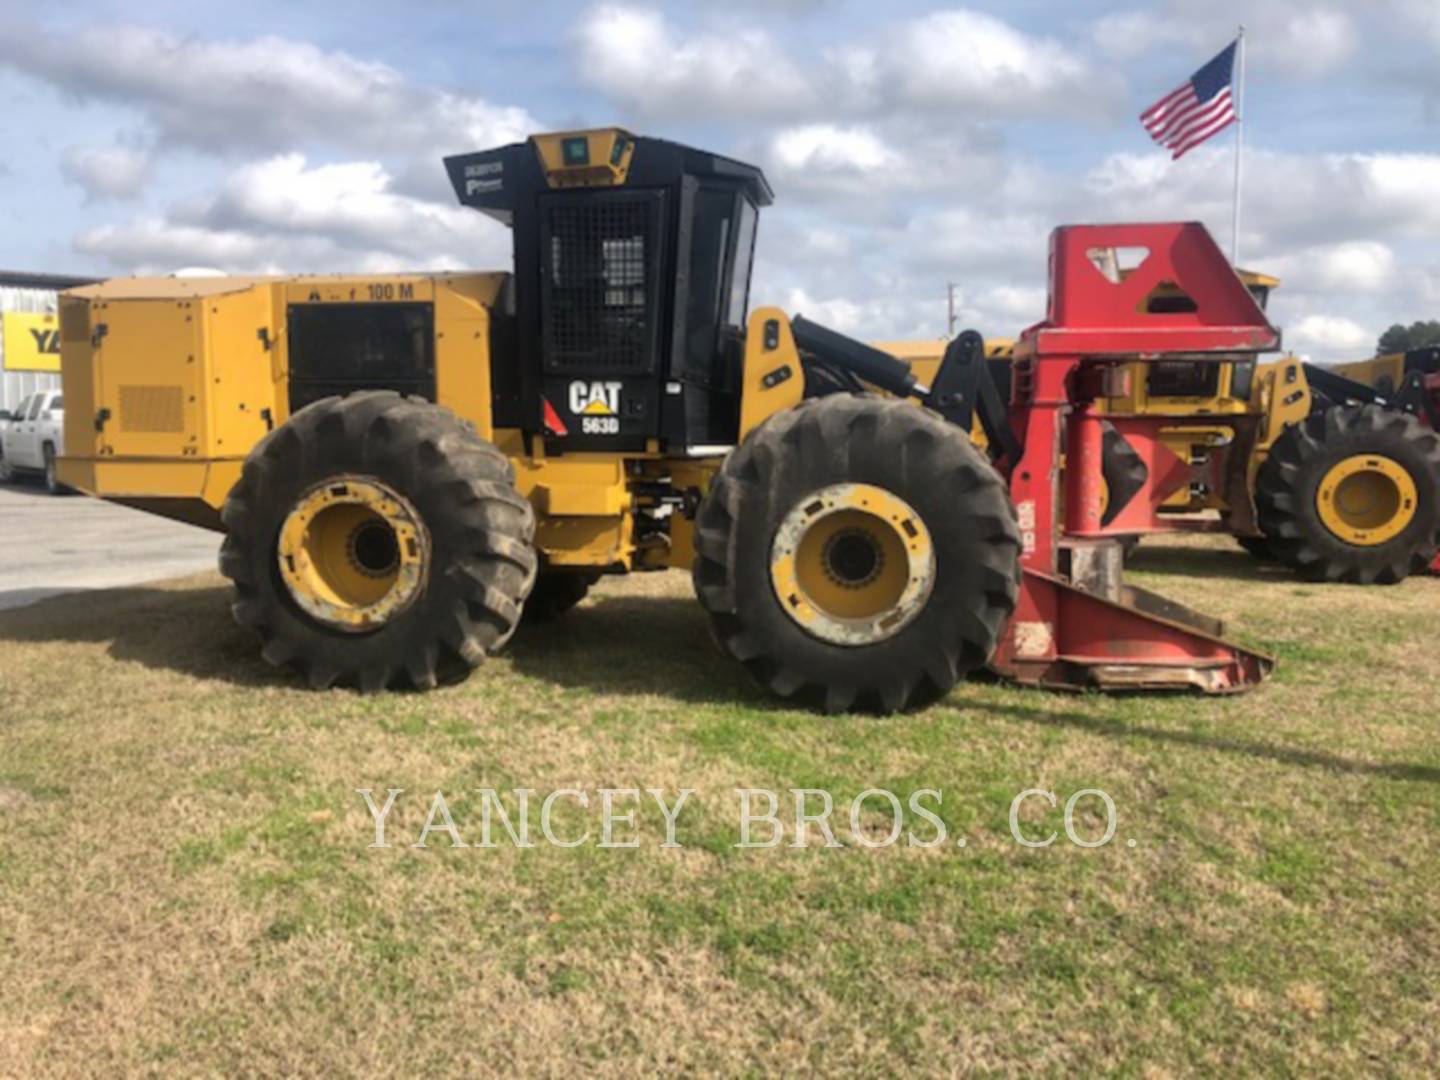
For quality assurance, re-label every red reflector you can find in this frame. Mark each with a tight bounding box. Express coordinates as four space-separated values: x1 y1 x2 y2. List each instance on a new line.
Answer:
542 398 568 437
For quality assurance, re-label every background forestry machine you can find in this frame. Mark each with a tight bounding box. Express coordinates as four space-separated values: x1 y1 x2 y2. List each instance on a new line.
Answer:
59 128 1273 709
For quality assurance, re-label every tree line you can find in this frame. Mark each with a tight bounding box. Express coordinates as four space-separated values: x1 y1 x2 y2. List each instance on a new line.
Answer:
1377 321 1440 355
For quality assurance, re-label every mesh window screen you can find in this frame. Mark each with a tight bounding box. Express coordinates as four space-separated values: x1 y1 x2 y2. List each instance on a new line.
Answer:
542 197 657 373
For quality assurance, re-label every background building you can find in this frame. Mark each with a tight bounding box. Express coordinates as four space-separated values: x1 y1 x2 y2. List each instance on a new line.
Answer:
1 271 97 414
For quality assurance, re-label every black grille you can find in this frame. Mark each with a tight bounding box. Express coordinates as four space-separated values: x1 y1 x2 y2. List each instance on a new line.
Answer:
286 303 435 413
1147 361 1220 397
541 195 659 373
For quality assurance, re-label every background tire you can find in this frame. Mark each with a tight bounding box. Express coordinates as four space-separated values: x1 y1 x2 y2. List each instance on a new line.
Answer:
219 391 536 690
693 394 1020 713
1256 404 1440 584
42 445 67 496
522 571 597 623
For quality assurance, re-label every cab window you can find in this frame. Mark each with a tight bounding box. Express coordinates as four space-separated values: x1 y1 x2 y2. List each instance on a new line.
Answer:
27 396 46 420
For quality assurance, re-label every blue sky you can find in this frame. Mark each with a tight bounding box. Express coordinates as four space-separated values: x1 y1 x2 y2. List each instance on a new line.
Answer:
2 0 1439 360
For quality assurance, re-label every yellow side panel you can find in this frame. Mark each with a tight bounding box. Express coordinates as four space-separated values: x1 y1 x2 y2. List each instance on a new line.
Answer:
58 296 98 459
518 455 629 516
434 275 507 439
57 458 237 498
201 284 277 458
515 454 632 567
738 307 804 440
94 298 204 458
1333 354 1404 390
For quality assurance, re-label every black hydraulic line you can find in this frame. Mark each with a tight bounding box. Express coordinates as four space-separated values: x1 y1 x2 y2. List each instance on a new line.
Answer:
1301 362 1393 408
790 315 919 399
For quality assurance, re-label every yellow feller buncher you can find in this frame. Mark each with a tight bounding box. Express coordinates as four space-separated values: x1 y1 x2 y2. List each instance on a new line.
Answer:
60 128 1285 708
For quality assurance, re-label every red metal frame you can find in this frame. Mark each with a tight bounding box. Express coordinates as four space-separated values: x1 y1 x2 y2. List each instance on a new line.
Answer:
990 222 1278 692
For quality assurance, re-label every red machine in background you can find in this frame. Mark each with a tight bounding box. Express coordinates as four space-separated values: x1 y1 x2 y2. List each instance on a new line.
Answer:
980 222 1278 691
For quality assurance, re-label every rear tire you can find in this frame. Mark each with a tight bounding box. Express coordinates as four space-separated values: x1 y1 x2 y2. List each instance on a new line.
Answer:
693 394 1021 713
219 391 537 690
1256 404 1440 584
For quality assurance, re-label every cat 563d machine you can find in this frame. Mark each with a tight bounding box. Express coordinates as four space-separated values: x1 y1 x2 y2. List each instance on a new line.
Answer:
59 129 1275 709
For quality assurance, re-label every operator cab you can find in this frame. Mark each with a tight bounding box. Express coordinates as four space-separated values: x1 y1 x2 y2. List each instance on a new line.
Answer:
446 129 773 453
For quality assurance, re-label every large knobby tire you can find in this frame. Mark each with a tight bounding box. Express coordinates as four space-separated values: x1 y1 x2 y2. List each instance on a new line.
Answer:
522 571 598 624
693 394 1021 713
219 391 537 690
1234 533 1276 562
1256 404 1440 584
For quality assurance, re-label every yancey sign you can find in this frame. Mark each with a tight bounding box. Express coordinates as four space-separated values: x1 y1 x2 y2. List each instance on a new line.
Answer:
2 312 62 373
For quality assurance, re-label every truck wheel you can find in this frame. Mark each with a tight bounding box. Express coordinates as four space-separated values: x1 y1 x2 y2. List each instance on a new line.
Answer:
693 394 1021 713
522 571 597 623
219 391 537 690
1256 404 1440 584
43 444 67 495
0 454 13 484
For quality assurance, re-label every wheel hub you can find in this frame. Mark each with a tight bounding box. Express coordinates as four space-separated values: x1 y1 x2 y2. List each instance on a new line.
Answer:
821 528 884 589
277 476 429 632
769 482 935 646
1316 454 1416 547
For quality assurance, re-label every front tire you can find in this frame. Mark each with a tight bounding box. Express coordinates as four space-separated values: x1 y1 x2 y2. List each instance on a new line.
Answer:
219 391 537 690
693 395 1020 713
1255 404 1440 584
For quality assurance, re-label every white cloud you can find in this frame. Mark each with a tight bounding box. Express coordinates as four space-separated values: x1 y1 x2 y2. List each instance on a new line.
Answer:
575 5 1118 122
1269 242 1398 294
770 125 897 174
865 10 1120 117
59 144 152 201
1092 11 1201 59
1096 4 1356 78
1289 314 1371 353
1273 10 1355 78
0 24 537 161
575 6 814 119
76 220 277 272
76 153 511 275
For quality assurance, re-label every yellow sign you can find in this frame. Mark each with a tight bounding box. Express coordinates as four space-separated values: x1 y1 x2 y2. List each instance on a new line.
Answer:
2 311 62 373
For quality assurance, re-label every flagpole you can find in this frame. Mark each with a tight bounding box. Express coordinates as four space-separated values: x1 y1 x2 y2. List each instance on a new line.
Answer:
1231 25 1246 266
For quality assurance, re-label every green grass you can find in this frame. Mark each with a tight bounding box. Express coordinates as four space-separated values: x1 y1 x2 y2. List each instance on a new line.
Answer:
0 534 1436 1074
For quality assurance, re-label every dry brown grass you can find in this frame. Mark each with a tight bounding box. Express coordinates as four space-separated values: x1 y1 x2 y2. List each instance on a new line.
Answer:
0 534 1437 1075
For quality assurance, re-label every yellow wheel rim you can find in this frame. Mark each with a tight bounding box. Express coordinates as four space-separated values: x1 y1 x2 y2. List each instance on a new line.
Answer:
277 476 428 632
770 483 935 646
1316 454 1417 547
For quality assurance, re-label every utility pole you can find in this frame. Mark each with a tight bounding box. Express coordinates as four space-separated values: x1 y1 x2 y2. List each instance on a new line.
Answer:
947 282 958 338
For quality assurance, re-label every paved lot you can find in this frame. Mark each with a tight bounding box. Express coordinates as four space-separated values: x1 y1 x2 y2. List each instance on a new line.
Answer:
0 480 220 611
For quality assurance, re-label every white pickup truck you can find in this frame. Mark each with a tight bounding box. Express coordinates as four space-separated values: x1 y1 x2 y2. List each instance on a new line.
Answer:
0 389 66 494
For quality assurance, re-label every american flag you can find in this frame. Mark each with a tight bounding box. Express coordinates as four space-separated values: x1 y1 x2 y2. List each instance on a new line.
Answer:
1140 41 1239 160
